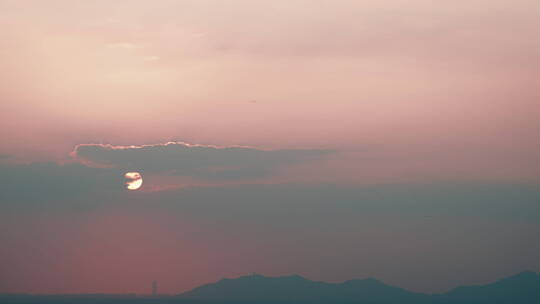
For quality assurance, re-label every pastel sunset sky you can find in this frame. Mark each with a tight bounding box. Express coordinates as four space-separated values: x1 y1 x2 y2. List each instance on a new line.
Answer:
1 0 539 295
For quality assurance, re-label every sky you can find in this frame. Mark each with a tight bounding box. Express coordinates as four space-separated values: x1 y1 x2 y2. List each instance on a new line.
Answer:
1 0 539 295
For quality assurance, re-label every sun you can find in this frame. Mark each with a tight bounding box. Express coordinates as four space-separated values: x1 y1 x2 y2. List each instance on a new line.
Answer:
124 172 143 190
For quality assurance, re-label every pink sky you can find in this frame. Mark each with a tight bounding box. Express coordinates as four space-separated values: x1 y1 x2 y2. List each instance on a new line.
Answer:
1 0 538 184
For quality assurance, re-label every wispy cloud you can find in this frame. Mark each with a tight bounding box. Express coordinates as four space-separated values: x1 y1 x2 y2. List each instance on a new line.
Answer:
107 42 138 49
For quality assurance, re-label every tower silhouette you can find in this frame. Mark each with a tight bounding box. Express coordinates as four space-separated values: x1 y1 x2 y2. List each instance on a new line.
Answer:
152 280 157 296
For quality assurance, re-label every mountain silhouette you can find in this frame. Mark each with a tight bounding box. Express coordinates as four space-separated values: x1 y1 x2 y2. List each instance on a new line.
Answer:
439 271 540 304
178 272 540 304
1 271 539 303
178 273 428 303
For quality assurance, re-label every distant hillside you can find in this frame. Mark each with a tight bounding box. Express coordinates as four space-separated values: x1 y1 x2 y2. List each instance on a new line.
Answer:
178 272 540 304
439 271 540 304
179 273 428 303
2 271 539 303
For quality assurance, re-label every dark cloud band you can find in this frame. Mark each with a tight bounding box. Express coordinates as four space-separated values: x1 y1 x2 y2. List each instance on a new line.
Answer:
73 142 332 180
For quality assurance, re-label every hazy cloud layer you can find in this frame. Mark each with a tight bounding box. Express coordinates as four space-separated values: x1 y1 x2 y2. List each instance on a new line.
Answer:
1 165 539 293
73 142 331 180
0 162 122 206
2 159 538 222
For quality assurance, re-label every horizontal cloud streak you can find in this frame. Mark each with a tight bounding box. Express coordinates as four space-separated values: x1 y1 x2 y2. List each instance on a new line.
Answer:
2 160 539 220
73 142 332 180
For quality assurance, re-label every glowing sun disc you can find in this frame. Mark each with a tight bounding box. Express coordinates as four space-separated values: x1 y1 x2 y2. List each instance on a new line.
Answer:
125 172 143 190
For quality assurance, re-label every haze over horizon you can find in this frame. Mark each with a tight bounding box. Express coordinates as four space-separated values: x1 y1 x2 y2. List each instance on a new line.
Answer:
1 0 539 296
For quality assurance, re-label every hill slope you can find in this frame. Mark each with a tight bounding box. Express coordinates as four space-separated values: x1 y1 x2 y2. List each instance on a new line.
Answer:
439 271 540 304
179 273 427 303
